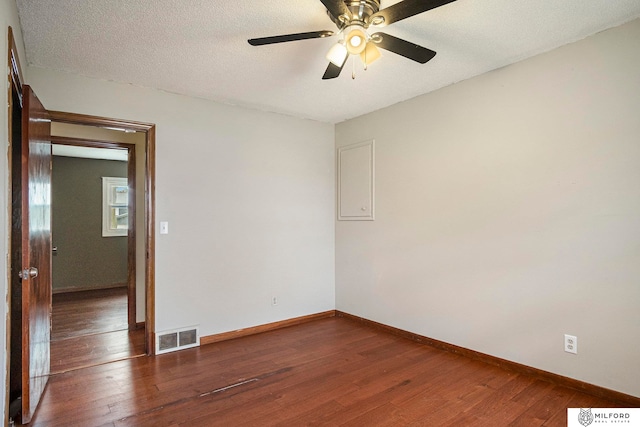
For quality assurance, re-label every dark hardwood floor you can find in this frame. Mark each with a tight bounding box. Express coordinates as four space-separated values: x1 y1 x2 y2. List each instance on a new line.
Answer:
32 316 626 426
52 288 129 340
50 288 145 374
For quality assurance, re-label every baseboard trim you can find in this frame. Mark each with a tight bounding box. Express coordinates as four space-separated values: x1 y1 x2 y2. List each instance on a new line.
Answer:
200 310 336 346
53 283 127 294
336 311 640 407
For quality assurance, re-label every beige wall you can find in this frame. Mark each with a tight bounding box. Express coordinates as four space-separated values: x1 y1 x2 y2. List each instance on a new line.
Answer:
51 122 144 144
336 18 640 397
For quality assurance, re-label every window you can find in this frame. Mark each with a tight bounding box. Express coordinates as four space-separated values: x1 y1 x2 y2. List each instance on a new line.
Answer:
102 177 128 237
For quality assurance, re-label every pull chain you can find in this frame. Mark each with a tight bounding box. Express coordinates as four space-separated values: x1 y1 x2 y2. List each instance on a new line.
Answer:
352 56 356 79
363 48 368 71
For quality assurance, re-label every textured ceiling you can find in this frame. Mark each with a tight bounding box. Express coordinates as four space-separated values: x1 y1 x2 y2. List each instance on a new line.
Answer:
15 0 640 124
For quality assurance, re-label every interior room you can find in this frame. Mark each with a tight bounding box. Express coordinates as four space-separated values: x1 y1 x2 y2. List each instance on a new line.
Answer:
2 0 639 425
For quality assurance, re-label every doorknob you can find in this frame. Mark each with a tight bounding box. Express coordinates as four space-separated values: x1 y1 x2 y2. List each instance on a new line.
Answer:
18 267 39 280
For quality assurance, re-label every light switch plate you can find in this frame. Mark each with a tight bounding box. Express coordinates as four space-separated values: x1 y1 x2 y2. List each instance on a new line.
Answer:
160 221 169 235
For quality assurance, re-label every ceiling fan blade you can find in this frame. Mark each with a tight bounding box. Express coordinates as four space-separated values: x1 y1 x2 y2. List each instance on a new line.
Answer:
371 0 457 27
372 32 436 64
319 0 351 21
322 57 347 80
248 30 333 46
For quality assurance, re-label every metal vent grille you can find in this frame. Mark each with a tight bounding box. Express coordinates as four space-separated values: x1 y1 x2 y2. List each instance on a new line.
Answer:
159 333 178 351
156 326 200 355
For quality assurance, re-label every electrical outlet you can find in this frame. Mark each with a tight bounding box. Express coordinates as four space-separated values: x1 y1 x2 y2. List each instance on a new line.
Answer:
564 334 577 354
272 296 278 306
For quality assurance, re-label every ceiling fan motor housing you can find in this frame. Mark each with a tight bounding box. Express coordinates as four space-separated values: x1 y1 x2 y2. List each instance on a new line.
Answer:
330 0 381 28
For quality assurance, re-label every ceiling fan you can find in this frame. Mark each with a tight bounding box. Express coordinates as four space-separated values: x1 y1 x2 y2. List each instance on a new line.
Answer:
248 0 458 79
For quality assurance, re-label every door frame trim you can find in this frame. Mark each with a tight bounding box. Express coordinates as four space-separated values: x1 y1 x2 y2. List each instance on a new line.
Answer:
48 111 156 357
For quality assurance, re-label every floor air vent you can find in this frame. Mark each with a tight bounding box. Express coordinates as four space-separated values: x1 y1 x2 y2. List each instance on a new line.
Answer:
156 326 200 355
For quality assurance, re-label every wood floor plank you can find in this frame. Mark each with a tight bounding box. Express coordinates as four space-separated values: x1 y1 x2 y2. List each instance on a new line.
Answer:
49 288 145 375
29 317 632 426
273 399 346 426
52 288 129 339
510 385 576 425
341 402 406 427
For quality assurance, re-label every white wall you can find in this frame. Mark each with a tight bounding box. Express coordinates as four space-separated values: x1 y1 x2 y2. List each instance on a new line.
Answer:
336 18 640 397
1 0 28 420
26 67 336 337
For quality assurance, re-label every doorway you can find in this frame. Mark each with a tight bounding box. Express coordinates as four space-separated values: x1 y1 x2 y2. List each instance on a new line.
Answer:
49 136 144 373
47 113 157 359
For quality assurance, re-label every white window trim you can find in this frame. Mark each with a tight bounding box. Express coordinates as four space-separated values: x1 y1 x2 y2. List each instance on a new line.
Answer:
102 176 128 237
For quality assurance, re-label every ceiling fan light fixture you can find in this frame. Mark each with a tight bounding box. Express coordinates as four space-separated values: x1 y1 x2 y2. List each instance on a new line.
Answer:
345 27 367 55
326 41 348 66
360 42 381 66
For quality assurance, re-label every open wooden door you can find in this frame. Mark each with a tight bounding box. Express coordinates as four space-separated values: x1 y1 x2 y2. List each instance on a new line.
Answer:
19 85 53 423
